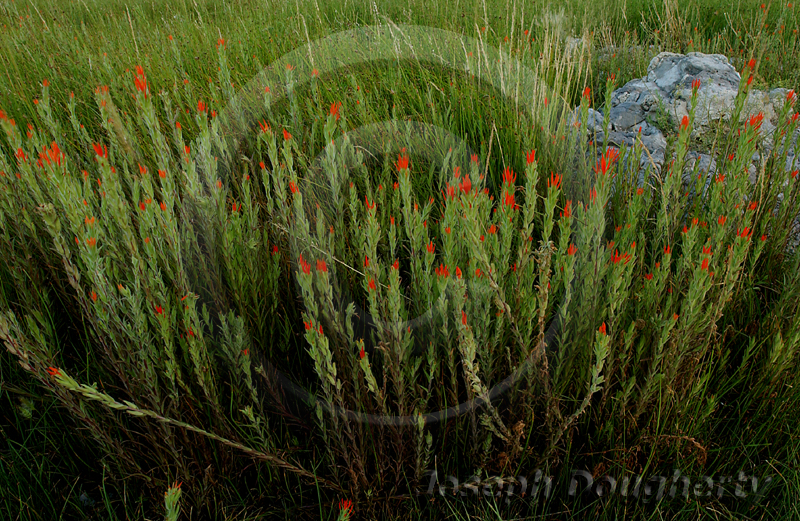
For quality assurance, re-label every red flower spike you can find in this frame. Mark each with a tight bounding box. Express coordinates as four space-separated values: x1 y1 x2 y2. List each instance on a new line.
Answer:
567 243 577 256
368 278 377 291
316 259 327 272
282 128 292 141
339 499 354 518
396 152 409 171
47 367 61 377
330 101 341 121
460 175 472 194
548 172 562 189
502 166 516 186
598 322 607 335
526 150 536 164
461 310 467 326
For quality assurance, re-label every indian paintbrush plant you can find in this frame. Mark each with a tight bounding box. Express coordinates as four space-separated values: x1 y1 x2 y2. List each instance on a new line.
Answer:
1 32 799 520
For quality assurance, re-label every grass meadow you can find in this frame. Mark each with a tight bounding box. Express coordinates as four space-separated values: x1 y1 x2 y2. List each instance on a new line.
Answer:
1 0 800 519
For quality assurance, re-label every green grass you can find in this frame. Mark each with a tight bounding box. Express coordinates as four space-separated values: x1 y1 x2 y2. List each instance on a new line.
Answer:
1 0 800 520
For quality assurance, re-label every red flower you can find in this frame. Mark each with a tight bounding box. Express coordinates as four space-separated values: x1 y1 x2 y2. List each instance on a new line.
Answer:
503 191 515 207
133 66 148 97
488 224 497 234
396 151 409 171
502 166 516 186
359 347 365 360
456 267 463 279
259 120 269 133
598 322 607 335
282 128 292 141
526 150 536 165
703 245 712 255
368 278 377 291
664 244 672 255
567 243 577 256
217 38 226 48
461 310 467 326
748 112 764 130
701 258 709 271
680 115 690 131
271 245 279 255
47 367 61 377
330 101 341 121
298 254 311 275
86 237 97 247
92 143 108 159
459 175 472 194
718 215 727 226
748 58 756 70
304 319 313 330
645 273 653 280
582 87 591 99
691 78 701 91
562 200 572 218
748 200 758 211
339 499 354 518
548 172 561 189
289 181 298 194
392 259 399 270
365 196 375 211
155 305 163 314
426 241 435 254
792 170 799 179
316 259 327 272
364 255 369 268
610 249 622 264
